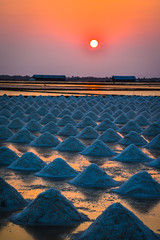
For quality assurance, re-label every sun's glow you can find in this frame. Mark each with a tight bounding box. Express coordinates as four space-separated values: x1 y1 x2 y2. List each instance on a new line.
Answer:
90 39 98 48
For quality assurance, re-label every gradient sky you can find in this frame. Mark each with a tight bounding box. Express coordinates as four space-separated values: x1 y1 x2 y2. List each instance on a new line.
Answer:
0 0 160 77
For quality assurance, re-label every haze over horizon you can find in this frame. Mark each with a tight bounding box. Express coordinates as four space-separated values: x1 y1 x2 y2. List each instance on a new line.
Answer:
0 0 160 78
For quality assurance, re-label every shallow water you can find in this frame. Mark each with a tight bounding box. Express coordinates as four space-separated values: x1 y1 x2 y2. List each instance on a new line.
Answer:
0 139 160 240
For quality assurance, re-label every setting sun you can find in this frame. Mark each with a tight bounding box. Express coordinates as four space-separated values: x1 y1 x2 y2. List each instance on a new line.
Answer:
90 39 98 48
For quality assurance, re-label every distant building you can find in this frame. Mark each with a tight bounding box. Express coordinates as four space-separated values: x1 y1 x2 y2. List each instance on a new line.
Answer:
112 76 137 82
31 75 66 81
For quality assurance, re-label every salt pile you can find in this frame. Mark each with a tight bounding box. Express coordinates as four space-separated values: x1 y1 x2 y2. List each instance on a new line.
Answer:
126 110 136 119
11 188 88 226
56 136 86 152
50 107 60 116
57 115 76 126
0 146 18 165
114 113 129 124
40 121 60 134
98 113 113 122
58 109 72 118
95 119 119 131
8 129 35 143
0 177 27 212
76 202 159 240
135 115 150 126
69 163 119 188
36 158 78 178
119 131 147 146
98 128 122 143
72 110 84 119
113 171 160 199
57 123 79 136
37 106 48 116
0 125 13 139
143 123 160 137
84 111 98 121
25 111 41 122
145 134 160 149
30 132 60 147
0 109 11 118
0 116 10 125
7 118 24 129
77 117 97 129
146 157 160 168
120 120 143 133
24 119 41 132
8 152 46 171
81 140 115 156
113 144 152 162
77 126 99 140
40 113 57 124
10 110 26 120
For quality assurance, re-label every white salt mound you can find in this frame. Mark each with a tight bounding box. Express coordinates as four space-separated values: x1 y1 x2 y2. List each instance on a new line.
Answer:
135 115 150 126
77 117 97 129
114 113 129 124
72 110 84 119
0 146 18 165
76 202 159 240
56 136 86 152
7 118 24 129
95 119 119 131
69 163 119 188
11 188 88 226
40 121 60 134
120 120 143 133
77 126 99 140
113 171 160 199
81 140 115 156
57 115 76 126
0 116 9 125
57 123 79 136
146 157 160 168
143 123 160 137
23 119 41 132
0 177 27 212
113 144 152 162
98 128 122 143
8 129 35 143
30 132 60 147
40 113 57 124
119 131 147 146
0 125 13 139
36 158 78 178
145 134 160 149
8 152 46 171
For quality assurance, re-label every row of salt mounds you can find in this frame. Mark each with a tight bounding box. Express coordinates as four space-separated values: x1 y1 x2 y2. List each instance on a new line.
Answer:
143 123 160 137
95 119 119 131
0 177 28 212
30 132 60 147
36 158 78 179
11 188 88 226
112 171 160 199
113 144 153 163
119 120 143 133
7 129 35 143
119 131 147 146
0 125 13 139
55 136 86 152
81 140 115 156
76 202 159 240
69 163 120 188
0 146 18 166
8 152 46 171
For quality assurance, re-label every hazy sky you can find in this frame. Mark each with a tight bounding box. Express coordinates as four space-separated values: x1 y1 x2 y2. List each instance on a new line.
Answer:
0 0 160 77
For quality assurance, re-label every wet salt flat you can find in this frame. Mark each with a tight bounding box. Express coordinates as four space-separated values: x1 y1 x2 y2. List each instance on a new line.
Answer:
0 94 160 240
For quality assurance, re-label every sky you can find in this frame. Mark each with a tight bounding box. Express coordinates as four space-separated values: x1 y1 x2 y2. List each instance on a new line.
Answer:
0 0 160 78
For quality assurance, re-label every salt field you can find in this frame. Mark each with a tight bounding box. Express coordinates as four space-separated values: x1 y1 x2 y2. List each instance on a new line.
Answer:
0 94 160 240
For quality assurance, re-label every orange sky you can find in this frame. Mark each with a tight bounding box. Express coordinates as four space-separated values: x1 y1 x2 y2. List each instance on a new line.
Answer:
0 0 160 77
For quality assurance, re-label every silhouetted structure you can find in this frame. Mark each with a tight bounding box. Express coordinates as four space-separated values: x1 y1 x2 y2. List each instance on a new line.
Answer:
31 75 66 81
112 76 137 82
